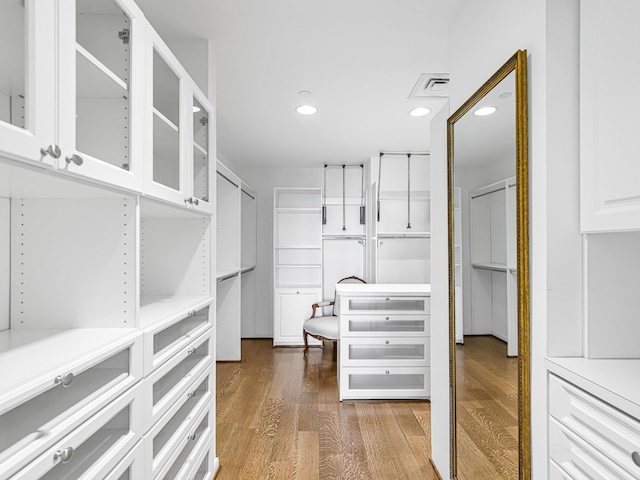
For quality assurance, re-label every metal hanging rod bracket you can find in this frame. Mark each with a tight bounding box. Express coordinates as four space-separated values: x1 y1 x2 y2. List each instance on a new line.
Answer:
379 151 429 156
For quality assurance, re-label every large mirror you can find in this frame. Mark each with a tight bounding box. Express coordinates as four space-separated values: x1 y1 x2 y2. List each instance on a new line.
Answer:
448 51 529 479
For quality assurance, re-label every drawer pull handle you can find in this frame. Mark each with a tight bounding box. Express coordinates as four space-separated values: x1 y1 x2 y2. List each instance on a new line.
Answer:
54 372 74 387
385 297 390 301
385 370 390 374
65 154 83 166
40 144 61 158
385 340 390 345
187 348 197 355
385 316 390 321
632 451 640 467
187 433 197 441
53 447 74 463
187 390 197 398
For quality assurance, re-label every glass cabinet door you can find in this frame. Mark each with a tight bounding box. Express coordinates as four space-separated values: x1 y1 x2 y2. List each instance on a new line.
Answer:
191 94 212 209
0 0 56 166
58 0 145 190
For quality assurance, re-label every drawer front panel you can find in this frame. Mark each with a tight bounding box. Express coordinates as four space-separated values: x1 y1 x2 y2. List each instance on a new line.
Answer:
188 448 213 480
155 404 214 480
340 338 430 367
549 459 580 480
341 296 429 315
146 365 214 477
340 366 430 400
0 334 142 479
11 382 144 480
145 329 213 429
549 374 640 477
341 314 429 336
144 304 212 375
103 439 145 480
549 416 636 480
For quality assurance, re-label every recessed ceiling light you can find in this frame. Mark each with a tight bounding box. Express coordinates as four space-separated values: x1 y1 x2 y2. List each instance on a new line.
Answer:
474 106 497 116
296 104 317 115
193 105 201 113
409 107 431 117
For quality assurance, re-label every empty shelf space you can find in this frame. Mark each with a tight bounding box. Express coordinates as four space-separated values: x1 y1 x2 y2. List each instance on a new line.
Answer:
139 296 213 330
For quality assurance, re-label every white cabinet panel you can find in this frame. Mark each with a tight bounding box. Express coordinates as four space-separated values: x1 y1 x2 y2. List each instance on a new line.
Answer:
580 0 640 232
274 288 321 346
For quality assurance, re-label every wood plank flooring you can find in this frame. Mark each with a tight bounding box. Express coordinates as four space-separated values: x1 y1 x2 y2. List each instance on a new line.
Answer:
455 335 519 479
216 339 439 480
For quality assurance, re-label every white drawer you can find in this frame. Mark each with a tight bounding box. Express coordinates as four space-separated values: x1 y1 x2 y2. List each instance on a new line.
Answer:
11 382 144 480
340 337 430 367
341 314 429 337
549 374 640 478
549 459 578 480
145 364 214 478
549 416 636 480
340 296 429 315
144 302 212 375
185 442 214 480
339 366 430 400
103 439 145 480
144 329 213 429
154 403 214 480
0 333 142 479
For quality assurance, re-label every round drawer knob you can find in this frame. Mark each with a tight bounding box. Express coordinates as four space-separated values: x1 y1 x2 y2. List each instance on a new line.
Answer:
385 316 390 321
385 340 390 345
54 372 74 387
385 370 390 375
54 447 74 463
632 451 640 467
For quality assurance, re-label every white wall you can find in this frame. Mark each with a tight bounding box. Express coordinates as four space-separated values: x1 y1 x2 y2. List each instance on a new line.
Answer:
235 165 323 337
431 0 550 477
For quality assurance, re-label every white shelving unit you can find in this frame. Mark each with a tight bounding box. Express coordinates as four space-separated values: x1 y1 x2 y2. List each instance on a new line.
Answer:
0 0 219 477
468 177 517 356
273 188 322 346
240 183 258 338
374 154 431 284
453 187 464 344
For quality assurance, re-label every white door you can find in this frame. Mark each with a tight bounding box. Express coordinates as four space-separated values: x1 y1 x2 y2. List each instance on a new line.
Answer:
274 288 320 346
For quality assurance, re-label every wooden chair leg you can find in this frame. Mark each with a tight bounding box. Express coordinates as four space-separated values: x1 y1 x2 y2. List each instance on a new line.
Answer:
303 329 308 355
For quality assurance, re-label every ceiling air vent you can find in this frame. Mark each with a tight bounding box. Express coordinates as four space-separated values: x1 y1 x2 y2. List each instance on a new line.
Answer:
408 73 450 99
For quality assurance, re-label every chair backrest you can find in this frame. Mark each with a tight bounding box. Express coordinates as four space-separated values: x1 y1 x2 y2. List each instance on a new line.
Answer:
333 275 366 316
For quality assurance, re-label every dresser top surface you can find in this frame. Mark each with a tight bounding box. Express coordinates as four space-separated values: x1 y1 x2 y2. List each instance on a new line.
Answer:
335 283 430 295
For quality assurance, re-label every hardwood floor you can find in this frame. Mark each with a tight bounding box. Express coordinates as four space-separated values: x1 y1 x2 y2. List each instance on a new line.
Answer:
216 339 439 480
455 335 519 479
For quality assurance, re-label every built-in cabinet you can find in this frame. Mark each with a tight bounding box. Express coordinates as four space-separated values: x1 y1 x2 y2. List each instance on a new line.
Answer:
546 2 640 477
0 0 218 477
468 177 517 356
336 283 431 400
273 188 322 346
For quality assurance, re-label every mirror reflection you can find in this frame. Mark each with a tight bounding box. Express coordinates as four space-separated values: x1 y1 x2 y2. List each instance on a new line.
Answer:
449 51 529 480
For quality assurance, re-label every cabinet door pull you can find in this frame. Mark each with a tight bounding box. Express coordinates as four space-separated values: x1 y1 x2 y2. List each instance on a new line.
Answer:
187 347 197 355
193 198 200 206
632 451 640 468
40 144 61 158
53 447 74 463
185 197 194 205
65 154 83 166
54 372 74 387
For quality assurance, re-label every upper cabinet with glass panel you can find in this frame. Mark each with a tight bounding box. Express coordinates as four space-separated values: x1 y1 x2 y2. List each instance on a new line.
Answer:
0 1 56 166
191 89 215 212
57 0 146 191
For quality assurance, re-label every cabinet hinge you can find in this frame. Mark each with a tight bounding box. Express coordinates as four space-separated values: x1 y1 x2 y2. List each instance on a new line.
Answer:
199 117 208 127
118 29 130 45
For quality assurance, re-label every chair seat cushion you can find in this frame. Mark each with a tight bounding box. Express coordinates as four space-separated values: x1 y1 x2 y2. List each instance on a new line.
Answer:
303 316 339 340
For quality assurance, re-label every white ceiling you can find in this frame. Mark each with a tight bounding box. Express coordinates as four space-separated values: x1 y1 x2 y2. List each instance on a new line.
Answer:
137 0 462 168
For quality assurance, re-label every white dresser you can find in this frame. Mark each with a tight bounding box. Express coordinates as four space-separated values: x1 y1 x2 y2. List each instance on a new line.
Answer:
335 284 431 401
547 358 640 479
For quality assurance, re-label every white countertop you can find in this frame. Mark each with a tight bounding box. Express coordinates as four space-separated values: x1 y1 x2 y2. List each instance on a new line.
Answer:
335 283 430 295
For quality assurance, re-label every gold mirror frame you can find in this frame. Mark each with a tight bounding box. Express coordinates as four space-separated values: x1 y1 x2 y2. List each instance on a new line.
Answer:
447 50 529 479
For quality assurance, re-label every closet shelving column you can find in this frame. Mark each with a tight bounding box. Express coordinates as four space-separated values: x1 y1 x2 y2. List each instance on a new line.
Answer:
322 165 366 301
240 182 258 338
454 187 464 344
469 177 517 356
375 154 431 284
273 188 322 346
216 161 241 360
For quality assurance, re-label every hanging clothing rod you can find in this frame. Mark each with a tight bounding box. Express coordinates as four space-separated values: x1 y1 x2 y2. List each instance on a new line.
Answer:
216 272 237 283
241 188 255 199
379 151 429 156
216 171 238 188
323 164 363 168
322 235 366 240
